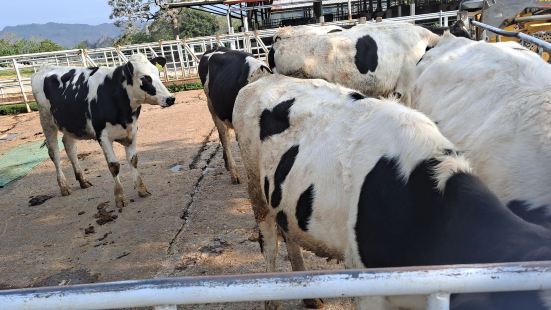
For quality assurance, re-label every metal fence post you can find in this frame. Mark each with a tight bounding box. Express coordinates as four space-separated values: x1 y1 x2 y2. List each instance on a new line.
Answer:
427 293 450 310
12 59 31 112
80 49 87 67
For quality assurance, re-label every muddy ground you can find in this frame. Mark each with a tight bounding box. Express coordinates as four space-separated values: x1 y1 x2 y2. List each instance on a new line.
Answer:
0 90 353 309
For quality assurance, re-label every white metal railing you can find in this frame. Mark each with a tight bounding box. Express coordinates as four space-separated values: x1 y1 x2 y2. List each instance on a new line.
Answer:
0 261 550 310
0 11 456 107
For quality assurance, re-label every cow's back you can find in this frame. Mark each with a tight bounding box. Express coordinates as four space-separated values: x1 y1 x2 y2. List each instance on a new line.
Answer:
414 34 551 224
271 22 438 98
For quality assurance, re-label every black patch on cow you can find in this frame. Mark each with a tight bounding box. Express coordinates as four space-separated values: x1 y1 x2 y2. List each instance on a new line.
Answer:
150 56 167 67
354 35 378 74
43 70 92 138
327 29 342 33
349 92 365 100
264 176 270 204
88 65 135 140
271 145 300 209
296 184 314 231
507 200 551 228
123 62 134 85
268 48 276 69
276 211 289 232
354 152 551 306
140 75 157 96
259 98 295 141
88 67 99 76
258 230 264 253
198 47 252 123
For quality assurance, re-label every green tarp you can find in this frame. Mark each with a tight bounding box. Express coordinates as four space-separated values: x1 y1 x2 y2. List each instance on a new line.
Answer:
0 139 63 188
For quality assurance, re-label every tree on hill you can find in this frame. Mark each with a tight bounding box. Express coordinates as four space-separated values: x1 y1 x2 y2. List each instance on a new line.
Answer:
109 0 222 44
0 36 63 56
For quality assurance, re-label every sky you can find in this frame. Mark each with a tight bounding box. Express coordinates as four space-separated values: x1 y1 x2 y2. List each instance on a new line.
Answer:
0 0 113 30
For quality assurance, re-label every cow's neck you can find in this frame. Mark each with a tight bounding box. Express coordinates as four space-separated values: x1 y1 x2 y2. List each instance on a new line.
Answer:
111 64 141 117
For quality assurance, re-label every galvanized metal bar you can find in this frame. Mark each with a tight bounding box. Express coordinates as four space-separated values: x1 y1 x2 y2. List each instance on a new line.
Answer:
427 293 450 310
1 261 550 310
12 59 30 112
471 20 551 52
154 305 177 310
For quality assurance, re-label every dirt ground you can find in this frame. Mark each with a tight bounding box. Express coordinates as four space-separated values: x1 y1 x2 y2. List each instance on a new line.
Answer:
0 90 353 309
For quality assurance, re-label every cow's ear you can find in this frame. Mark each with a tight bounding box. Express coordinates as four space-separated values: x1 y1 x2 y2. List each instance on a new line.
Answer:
150 57 167 68
124 61 134 84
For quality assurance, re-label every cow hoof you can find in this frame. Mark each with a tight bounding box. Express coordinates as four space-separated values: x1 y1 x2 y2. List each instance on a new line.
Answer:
116 198 127 209
303 298 324 309
231 176 241 184
79 180 93 189
265 301 281 310
60 187 71 196
138 189 152 198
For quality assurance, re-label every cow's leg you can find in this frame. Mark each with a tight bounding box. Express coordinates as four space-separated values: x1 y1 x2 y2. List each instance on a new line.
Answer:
259 217 281 310
39 115 70 196
243 167 280 309
123 136 150 198
207 100 240 184
286 239 324 309
62 134 92 189
99 137 126 208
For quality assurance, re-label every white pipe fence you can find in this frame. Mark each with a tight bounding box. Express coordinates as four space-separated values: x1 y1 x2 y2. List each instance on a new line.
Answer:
0 261 550 310
0 11 456 107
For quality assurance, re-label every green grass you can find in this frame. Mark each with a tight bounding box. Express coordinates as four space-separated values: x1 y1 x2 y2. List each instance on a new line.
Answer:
0 102 38 115
0 68 35 79
167 81 203 92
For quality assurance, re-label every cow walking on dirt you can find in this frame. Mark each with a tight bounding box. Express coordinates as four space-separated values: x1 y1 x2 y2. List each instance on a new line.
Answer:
31 53 175 208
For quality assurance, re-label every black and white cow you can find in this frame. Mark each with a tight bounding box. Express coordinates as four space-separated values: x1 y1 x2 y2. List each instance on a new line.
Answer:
198 47 272 184
31 53 175 208
413 33 551 228
233 74 551 310
268 21 439 105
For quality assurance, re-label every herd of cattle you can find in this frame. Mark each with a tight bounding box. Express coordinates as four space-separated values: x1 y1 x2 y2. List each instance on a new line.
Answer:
30 20 551 310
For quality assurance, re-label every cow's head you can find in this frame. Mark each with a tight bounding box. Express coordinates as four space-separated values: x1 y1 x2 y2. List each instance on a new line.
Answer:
123 53 175 107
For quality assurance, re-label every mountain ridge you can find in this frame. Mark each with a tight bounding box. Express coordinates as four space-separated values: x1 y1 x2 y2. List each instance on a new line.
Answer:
0 22 122 48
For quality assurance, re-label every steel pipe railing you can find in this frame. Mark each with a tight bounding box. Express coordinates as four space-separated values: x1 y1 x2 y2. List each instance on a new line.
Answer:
0 261 550 310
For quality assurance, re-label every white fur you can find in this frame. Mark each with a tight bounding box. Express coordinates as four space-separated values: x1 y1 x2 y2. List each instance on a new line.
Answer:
274 24 344 40
271 21 439 105
413 34 551 217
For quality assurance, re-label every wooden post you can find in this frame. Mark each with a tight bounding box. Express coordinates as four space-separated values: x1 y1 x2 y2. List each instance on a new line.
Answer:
12 59 31 113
